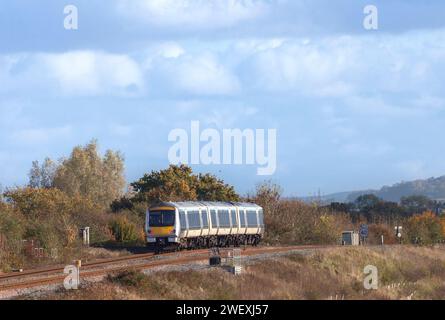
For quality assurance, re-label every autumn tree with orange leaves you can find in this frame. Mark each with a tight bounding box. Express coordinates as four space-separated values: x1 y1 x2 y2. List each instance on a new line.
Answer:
406 211 443 245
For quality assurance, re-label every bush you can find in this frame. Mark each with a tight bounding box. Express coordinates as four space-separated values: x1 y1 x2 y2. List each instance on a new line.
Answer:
3 187 110 247
0 203 26 270
262 199 349 245
368 224 398 245
108 270 147 287
109 216 141 242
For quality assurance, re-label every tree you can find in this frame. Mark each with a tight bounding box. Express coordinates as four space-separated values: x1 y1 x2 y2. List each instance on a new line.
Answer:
354 194 381 212
352 194 405 224
401 195 435 215
327 202 352 213
131 165 197 203
406 211 442 245
53 140 126 208
28 158 57 188
131 165 240 204
248 180 282 225
196 173 239 202
3 187 93 219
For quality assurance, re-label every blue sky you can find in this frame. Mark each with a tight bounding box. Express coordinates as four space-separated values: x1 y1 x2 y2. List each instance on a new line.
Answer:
1 0 445 197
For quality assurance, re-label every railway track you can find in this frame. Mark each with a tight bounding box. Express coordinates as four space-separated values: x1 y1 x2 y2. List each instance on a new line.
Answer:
0 245 331 294
0 252 156 281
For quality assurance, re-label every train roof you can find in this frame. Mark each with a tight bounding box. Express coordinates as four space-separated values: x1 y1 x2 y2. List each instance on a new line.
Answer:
150 201 261 209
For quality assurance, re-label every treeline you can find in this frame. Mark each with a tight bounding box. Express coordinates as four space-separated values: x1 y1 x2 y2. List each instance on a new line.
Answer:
328 194 444 223
0 141 242 270
1 140 445 271
326 194 445 245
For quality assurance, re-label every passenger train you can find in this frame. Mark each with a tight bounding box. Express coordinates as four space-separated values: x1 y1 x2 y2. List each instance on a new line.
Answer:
145 201 264 250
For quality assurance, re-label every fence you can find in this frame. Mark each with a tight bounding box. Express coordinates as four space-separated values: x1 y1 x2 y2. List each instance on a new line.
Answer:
0 238 58 260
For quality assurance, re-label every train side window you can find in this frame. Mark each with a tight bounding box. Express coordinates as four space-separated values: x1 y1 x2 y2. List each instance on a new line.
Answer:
217 210 223 227
179 210 187 231
258 209 264 227
230 210 237 227
210 210 218 228
247 210 258 227
201 210 209 228
225 210 231 227
224 210 231 228
188 210 201 230
239 210 246 228
218 210 230 228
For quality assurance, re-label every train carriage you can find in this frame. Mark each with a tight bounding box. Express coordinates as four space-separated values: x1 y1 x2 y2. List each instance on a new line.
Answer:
146 201 264 251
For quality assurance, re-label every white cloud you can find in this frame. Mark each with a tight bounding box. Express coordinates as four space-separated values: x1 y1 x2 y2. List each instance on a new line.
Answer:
156 42 186 59
116 0 270 29
246 36 360 96
244 30 445 101
142 42 186 70
0 51 144 97
2 28 445 105
40 51 144 96
156 52 241 95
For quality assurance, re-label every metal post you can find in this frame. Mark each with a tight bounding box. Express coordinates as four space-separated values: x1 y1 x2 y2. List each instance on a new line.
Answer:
232 248 242 275
381 235 384 245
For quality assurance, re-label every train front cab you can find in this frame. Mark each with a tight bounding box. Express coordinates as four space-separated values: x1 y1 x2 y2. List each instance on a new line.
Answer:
146 205 180 251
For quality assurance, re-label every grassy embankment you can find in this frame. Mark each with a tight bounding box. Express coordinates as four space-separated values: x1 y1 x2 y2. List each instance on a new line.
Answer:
22 245 445 300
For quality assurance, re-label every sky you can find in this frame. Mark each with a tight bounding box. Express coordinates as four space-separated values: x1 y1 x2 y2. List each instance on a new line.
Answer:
1 0 445 197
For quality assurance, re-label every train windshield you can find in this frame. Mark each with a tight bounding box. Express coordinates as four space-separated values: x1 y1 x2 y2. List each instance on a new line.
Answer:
149 210 175 227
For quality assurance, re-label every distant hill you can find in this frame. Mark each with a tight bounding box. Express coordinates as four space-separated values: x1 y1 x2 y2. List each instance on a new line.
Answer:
301 176 445 204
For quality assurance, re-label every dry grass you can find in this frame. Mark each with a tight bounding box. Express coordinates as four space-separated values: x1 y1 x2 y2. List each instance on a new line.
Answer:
20 246 445 300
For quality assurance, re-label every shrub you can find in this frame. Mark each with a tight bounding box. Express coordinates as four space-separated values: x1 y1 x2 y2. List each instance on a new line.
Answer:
0 203 26 270
109 216 141 242
262 199 349 245
368 224 398 245
313 214 346 245
4 187 110 244
107 270 147 287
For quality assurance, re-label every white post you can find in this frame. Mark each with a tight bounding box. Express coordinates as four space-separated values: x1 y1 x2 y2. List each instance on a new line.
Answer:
85 227 90 246
81 227 90 246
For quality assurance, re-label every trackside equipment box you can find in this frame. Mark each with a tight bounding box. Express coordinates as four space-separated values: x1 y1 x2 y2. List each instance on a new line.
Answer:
342 231 359 246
